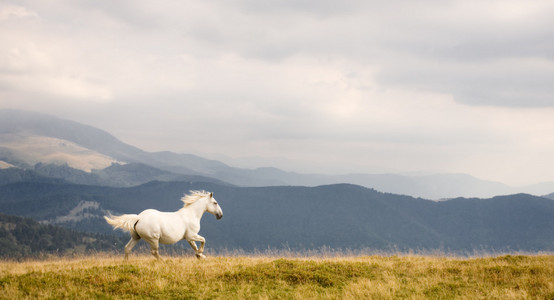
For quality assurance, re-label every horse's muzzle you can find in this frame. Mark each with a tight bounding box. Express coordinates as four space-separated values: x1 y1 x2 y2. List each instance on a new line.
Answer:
216 213 223 220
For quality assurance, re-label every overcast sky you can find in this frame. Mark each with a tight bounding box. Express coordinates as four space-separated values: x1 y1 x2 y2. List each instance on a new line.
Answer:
1 0 553 186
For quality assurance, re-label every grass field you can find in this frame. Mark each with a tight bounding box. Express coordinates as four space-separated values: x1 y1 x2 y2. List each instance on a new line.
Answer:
1 254 553 299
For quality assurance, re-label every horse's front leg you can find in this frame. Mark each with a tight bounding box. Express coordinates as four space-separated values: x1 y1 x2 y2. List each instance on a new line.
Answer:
187 235 206 259
146 239 162 260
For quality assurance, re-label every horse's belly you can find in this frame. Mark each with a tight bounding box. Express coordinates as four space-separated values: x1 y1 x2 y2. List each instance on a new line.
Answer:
158 224 186 244
159 233 184 245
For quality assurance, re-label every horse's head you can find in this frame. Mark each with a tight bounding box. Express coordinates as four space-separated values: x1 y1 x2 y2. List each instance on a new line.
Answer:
206 192 223 220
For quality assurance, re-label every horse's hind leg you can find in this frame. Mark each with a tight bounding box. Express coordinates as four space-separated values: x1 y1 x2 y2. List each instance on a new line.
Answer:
124 237 140 260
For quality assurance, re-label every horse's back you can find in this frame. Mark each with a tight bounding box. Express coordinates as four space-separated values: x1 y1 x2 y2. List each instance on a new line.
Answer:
139 209 160 216
137 209 166 230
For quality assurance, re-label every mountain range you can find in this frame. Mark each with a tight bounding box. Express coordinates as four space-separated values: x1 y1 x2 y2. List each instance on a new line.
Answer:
2 109 553 199
0 179 552 253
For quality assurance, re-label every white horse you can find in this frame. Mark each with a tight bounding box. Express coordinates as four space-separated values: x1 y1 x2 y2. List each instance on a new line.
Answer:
104 190 223 260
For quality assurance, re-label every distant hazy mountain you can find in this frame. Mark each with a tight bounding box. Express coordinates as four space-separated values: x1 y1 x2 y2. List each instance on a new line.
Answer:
216 169 516 200
0 109 192 171
2 109 553 199
0 163 230 187
1 180 552 253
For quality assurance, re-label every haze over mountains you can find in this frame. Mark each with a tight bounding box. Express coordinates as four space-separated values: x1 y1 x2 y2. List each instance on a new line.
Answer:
2 109 553 199
1 109 554 254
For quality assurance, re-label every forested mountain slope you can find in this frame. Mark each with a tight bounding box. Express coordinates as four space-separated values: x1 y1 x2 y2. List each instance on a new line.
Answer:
1 180 552 253
0 213 125 259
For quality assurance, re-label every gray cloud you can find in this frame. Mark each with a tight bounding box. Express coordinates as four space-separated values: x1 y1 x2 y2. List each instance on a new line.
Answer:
1 0 554 185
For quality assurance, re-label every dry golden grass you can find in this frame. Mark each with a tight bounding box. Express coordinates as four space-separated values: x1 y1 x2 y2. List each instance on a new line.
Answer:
1 254 553 299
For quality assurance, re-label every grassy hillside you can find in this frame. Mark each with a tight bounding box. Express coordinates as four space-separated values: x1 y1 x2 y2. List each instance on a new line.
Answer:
1 255 552 299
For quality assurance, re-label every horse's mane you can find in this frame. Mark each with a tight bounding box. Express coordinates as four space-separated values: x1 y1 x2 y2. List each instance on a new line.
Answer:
181 190 211 206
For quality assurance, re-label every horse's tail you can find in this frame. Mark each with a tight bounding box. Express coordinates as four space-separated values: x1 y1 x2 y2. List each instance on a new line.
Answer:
104 213 140 233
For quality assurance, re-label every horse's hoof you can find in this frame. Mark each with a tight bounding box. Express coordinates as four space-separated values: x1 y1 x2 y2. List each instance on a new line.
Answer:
196 253 206 260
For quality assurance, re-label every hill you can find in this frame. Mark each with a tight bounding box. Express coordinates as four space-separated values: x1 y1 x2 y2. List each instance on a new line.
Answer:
0 213 125 259
0 109 229 176
0 163 230 188
1 255 552 299
0 109 150 166
3 109 553 199
1 180 553 253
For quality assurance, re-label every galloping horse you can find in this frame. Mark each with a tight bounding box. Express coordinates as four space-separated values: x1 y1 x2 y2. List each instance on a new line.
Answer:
104 190 223 260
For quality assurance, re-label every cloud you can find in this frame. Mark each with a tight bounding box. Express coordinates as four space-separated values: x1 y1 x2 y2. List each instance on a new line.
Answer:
0 3 37 20
377 57 554 107
4 0 552 106
1 0 554 185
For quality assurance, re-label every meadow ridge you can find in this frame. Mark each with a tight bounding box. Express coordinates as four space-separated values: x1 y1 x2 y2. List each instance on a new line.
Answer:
0 254 553 299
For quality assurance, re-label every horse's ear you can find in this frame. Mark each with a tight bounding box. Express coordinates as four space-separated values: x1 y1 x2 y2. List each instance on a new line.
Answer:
210 192 213 198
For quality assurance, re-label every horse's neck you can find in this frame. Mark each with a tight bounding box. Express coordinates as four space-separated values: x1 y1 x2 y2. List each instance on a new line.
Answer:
179 200 207 220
